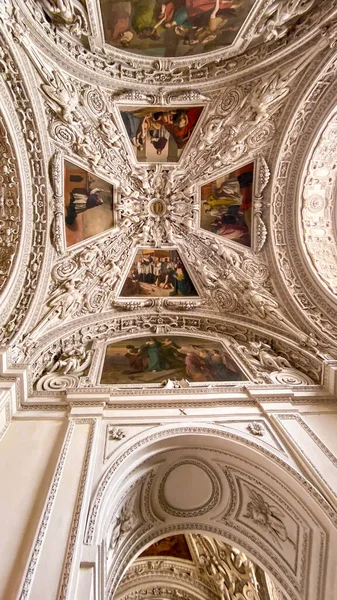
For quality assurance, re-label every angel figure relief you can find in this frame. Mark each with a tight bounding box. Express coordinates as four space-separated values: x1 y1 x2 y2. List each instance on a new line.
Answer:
244 487 296 549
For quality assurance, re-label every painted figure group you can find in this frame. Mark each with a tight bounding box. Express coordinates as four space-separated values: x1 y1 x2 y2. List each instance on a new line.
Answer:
103 0 245 56
202 163 253 246
122 255 196 296
123 338 242 381
122 107 202 155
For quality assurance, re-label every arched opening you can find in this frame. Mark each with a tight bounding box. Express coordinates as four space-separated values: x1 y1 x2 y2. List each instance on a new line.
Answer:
83 425 337 600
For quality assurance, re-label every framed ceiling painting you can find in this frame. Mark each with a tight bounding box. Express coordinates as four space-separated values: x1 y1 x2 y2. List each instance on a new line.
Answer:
200 161 254 248
98 0 256 58
63 159 114 249
99 335 248 385
117 105 204 164
198 156 268 252
119 248 199 298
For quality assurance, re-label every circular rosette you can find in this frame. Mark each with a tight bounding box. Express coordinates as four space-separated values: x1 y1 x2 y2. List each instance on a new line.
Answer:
82 87 106 116
270 369 313 386
219 87 244 119
49 121 77 146
52 258 78 282
241 259 269 283
213 288 238 312
247 120 275 149
36 373 79 391
304 195 325 213
86 286 107 312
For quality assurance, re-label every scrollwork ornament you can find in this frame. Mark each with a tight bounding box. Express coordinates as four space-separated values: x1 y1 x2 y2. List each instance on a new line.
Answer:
49 121 77 146
0 114 21 294
82 86 106 116
36 373 79 391
241 260 269 283
270 369 314 386
246 120 275 149
212 288 238 313
218 86 245 118
52 258 78 282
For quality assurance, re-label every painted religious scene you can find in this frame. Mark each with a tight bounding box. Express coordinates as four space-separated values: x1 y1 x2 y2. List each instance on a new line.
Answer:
200 162 254 247
100 0 255 58
140 535 192 560
100 336 247 384
120 106 203 162
120 249 198 297
64 161 114 247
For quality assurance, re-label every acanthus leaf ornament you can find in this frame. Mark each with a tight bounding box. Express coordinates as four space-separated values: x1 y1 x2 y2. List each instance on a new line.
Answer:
109 495 136 551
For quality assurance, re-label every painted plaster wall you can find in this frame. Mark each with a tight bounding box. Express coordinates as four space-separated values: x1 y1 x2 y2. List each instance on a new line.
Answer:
0 418 66 600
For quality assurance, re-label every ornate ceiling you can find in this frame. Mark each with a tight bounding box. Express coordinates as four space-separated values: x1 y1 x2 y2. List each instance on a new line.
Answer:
0 0 337 408
114 533 278 600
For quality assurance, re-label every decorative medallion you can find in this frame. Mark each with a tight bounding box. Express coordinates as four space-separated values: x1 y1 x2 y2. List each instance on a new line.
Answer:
158 460 220 517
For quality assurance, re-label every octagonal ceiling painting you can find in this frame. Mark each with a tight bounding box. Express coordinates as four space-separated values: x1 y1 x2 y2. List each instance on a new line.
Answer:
100 0 256 57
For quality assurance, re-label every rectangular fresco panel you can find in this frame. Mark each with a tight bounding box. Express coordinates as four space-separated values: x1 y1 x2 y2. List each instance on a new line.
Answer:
100 335 247 384
200 162 254 247
100 0 255 58
64 161 113 247
120 107 203 162
120 249 198 297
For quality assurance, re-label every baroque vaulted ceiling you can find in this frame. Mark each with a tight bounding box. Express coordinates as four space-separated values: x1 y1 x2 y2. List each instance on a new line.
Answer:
0 0 337 408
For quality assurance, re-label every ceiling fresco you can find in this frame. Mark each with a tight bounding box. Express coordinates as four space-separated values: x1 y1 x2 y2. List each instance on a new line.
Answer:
100 336 247 385
119 106 204 163
120 248 198 297
1 4 337 600
64 161 114 247
139 534 193 560
0 0 336 404
200 162 254 247
100 0 256 57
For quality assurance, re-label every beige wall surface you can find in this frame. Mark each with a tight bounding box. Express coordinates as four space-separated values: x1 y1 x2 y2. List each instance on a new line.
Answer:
0 418 66 600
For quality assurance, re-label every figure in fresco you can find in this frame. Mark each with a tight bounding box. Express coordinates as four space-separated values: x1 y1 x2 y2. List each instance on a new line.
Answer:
65 187 104 225
120 250 197 297
141 338 170 372
124 344 148 372
120 107 203 161
100 0 253 58
170 262 195 296
201 162 254 247
101 336 247 384
63 161 114 247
